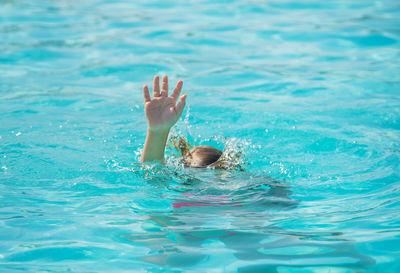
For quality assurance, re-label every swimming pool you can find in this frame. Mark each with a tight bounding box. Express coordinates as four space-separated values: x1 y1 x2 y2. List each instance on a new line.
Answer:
1 0 399 272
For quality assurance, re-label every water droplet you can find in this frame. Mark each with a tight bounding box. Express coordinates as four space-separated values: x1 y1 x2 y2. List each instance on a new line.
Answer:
15 132 21 136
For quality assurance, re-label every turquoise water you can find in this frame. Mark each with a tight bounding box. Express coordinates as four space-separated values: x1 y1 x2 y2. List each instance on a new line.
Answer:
1 0 400 272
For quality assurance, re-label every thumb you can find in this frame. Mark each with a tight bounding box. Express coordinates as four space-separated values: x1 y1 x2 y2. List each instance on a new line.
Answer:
176 94 187 117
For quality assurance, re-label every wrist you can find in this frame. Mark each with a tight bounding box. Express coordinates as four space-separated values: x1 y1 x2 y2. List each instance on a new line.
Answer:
148 126 171 134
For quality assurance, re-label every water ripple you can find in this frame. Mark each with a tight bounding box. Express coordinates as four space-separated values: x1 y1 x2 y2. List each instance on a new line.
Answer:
1 0 400 272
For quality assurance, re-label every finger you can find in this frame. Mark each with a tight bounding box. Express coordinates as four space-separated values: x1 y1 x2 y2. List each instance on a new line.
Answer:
161 75 168 97
153 75 160 97
176 94 187 116
143 85 151 103
171 80 183 101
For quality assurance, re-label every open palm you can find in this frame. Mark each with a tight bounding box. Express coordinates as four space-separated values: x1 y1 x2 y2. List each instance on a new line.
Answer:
143 75 187 132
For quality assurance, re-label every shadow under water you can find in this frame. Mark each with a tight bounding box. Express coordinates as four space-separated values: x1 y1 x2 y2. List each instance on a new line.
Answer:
128 164 375 272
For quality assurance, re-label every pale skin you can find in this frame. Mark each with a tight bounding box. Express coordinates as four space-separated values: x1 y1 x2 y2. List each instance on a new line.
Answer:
141 75 187 163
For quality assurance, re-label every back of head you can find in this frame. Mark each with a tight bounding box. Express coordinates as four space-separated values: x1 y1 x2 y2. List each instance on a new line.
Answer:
184 145 223 168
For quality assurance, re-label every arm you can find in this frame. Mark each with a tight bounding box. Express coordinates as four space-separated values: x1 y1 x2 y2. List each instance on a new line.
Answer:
141 75 187 163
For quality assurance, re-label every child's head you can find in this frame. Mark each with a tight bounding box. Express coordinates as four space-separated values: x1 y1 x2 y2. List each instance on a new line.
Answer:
170 136 234 169
170 136 233 169
183 145 223 168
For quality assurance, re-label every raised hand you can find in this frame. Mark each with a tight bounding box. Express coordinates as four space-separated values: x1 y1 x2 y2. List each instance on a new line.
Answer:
143 75 187 133
141 75 187 163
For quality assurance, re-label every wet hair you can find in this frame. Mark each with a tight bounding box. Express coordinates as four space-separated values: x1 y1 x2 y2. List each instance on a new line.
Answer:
169 136 226 168
183 145 223 168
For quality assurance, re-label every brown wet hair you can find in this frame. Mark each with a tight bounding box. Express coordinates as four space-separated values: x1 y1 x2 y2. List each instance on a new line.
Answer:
169 136 226 168
183 145 223 168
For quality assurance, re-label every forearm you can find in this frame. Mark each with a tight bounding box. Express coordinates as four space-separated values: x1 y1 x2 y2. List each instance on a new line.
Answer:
140 129 170 163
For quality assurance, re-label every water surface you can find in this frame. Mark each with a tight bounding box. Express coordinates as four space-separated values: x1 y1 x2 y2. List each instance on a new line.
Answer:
1 0 400 272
